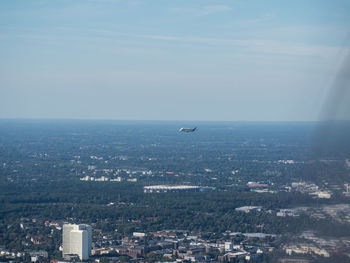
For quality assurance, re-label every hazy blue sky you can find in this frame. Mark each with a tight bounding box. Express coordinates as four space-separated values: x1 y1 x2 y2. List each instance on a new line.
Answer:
1 0 349 121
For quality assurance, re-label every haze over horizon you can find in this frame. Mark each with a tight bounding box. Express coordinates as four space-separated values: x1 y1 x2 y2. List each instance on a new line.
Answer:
1 0 349 121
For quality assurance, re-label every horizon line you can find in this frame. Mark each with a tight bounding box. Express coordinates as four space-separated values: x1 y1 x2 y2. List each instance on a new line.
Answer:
0 117 349 123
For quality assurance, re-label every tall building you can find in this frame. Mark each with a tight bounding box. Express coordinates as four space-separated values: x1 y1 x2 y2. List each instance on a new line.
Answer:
62 224 92 260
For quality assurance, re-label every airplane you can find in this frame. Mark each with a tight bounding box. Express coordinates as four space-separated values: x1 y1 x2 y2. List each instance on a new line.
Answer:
179 127 197 133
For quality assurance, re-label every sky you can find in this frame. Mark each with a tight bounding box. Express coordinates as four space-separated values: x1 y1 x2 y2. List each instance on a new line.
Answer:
0 0 349 121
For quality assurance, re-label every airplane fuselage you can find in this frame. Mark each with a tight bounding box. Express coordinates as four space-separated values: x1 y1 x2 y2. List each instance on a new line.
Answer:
179 127 197 133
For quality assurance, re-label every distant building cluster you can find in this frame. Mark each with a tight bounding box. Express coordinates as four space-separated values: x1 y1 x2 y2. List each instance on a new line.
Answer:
284 244 330 258
235 206 263 213
92 230 274 261
80 175 137 182
276 209 300 217
247 182 269 188
143 185 215 193
343 183 350 197
277 159 295 164
79 167 146 182
291 182 332 199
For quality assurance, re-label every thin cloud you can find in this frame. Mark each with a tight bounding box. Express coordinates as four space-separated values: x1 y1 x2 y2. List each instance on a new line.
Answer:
2 25 347 59
134 34 348 59
232 12 275 26
172 5 232 16
201 5 232 15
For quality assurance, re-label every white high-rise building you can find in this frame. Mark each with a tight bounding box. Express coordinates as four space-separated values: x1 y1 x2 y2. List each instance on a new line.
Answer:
63 224 92 260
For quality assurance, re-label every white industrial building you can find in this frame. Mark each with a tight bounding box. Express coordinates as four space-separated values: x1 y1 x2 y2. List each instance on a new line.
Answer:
62 224 92 260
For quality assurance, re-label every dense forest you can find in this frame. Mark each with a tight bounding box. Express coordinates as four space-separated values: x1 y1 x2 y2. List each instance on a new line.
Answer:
1 120 350 259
